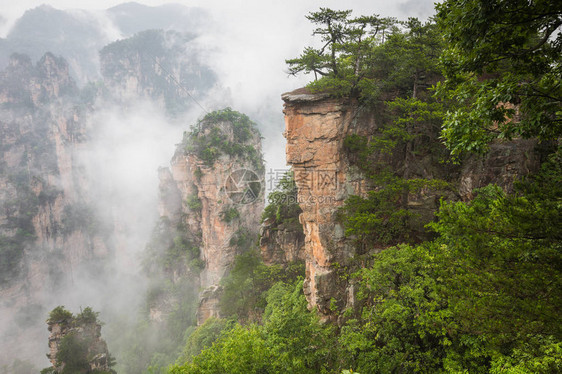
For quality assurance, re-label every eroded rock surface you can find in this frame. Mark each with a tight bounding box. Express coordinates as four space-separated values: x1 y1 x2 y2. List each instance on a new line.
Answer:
157 111 264 324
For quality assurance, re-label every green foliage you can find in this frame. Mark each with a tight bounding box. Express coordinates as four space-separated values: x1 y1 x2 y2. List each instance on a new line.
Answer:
434 0 562 157
341 132 449 247
342 177 448 247
262 281 338 372
287 10 443 102
56 332 90 374
177 317 233 363
183 108 263 171
261 171 303 232
200 109 254 143
185 193 202 212
325 15 450 250
170 280 337 374
287 8 398 97
75 307 100 325
427 160 562 348
339 152 562 373
219 250 305 321
170 324 271 374
220 206 239 223
47 306 73 326
43 306 115 374
340 243 454 373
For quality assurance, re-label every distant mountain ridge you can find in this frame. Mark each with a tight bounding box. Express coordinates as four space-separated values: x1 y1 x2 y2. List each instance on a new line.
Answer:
0 2 209 84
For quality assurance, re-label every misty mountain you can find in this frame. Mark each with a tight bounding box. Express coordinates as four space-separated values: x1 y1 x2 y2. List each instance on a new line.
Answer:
0 5 113 83
0 3 209 85
107 2 209 36
100 29 216 115
0 3 221 370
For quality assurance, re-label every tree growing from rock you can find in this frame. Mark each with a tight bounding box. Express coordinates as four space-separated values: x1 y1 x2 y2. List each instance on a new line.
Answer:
41 306 116 374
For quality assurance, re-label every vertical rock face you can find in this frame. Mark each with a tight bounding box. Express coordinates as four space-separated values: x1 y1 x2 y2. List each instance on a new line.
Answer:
0 53 106 296
157 110 264 324
259 222 305 266
0 53 112 367
459 139 540 200
282 88 543 321
282 90 365 319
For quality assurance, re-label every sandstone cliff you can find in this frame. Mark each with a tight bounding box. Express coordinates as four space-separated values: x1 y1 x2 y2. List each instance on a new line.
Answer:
282 88 542 321
154 109 264 324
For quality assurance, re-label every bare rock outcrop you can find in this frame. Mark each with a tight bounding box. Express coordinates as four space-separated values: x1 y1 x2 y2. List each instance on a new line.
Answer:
259 221 305 266
282 90 365 319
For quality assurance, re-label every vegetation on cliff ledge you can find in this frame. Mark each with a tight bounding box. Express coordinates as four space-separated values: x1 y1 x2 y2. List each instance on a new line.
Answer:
42 306 116 374
183 108 264 172
169 1 561 373
261 171 303 233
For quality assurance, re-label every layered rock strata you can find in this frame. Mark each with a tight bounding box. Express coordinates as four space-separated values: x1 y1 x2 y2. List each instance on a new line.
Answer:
282 90 366 319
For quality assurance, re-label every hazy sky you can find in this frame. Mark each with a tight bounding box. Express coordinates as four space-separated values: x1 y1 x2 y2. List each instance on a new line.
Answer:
0 0 437 35
0 0 438 183
0 0 436 15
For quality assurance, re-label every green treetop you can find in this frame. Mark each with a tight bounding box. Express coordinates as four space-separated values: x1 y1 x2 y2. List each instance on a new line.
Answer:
286 8 398 97
435 0 562 157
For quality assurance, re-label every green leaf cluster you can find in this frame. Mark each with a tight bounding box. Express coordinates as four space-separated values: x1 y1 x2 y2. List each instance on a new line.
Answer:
43 307 116 374
219 206 240 223
339 151 562 373
47 306 74 326
183 108 263 171
341 132 449 247
219 250 305 322
287 10 443 102
170 280 337 374
434 0 562 157
261 171 303 232
177 318 233 363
